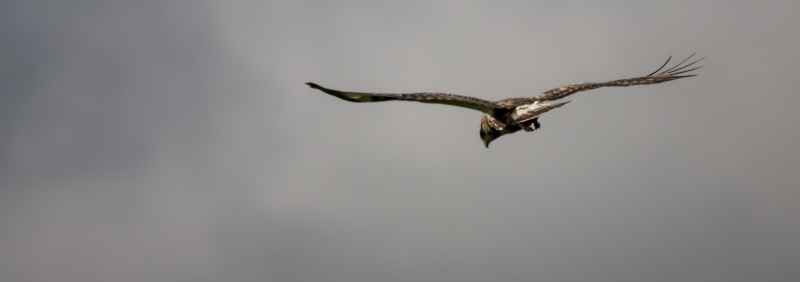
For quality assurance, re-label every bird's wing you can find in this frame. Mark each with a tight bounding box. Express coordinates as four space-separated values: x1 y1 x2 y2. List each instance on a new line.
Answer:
531 54 704 102
305 82 504 114
511 101 574 124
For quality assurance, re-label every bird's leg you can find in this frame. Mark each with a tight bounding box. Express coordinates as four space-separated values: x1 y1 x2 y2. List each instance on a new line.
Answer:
519 118 540 132
520 123 534 132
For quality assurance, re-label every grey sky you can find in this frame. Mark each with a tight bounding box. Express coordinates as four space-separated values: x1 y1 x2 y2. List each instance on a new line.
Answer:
2 1 799 281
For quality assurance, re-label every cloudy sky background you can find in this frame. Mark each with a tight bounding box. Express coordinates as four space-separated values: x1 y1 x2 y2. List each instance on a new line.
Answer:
2 1 799 281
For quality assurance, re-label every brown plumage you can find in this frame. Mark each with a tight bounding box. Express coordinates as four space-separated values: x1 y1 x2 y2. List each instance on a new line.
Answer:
306 54 703 147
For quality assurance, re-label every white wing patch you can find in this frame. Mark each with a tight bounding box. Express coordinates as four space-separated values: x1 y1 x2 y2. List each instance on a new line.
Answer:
510 101 543 120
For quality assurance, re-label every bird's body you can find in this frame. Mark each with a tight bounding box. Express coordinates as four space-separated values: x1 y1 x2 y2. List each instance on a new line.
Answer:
306 54 703 147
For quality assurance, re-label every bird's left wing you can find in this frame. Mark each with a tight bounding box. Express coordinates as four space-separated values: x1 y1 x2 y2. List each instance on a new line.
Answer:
531 54 704 102
305 82 504 114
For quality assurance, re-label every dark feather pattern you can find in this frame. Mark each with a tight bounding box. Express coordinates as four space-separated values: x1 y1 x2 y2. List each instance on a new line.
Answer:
305 82 503 114
530 54 704 102
305 54 702 147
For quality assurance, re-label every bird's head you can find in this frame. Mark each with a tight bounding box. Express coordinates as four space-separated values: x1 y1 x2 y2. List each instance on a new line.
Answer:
479 115 503 148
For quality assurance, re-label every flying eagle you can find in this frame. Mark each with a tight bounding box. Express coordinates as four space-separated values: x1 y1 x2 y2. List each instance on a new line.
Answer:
306 54 703 147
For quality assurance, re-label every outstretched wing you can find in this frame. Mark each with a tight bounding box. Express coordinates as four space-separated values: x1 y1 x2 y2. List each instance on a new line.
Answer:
531 54 704 102
511 101 574 124
306 82 504 114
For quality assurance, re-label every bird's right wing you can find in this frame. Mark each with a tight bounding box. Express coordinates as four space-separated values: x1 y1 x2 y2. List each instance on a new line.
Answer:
305 82 505 114
530 54 703 102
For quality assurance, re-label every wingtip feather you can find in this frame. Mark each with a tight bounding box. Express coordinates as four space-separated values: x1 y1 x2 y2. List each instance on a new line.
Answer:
305 82 322 89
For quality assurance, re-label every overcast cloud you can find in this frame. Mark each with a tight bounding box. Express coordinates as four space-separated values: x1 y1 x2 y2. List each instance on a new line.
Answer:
1 1 799 281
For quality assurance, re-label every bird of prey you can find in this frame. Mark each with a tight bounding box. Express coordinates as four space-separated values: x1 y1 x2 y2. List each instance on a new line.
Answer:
306 54 703 148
